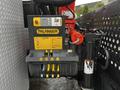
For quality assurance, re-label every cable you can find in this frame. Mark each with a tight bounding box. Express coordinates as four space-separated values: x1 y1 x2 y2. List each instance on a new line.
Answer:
101 48 110 70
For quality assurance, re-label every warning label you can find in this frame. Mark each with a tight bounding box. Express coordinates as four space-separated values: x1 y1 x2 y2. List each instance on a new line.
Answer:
34 37 63 50
51 17 62 26
84 60 94 74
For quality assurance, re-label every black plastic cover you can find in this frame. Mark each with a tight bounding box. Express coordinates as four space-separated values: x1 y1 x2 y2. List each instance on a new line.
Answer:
33 0 75 6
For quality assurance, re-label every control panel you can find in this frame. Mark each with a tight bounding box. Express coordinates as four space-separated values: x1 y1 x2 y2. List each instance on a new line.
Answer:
28 15 65 50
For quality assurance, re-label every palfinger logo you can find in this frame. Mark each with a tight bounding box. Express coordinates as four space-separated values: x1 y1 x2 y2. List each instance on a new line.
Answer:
36 29 59 35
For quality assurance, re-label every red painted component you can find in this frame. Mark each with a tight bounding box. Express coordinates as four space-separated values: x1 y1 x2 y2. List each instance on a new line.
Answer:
58 1 84 45
68 26 84 45
70 30 84 45
58 1 75 28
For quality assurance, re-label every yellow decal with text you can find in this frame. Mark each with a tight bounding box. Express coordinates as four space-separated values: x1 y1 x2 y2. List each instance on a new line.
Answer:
33 17 41 27
36 29 59 35
34 37 63 50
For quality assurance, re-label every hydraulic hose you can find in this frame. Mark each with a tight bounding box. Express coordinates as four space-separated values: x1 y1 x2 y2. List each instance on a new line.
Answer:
101 48 110 70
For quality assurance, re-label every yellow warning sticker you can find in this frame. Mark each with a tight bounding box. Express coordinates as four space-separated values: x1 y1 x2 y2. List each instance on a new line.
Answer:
36 28 59 35
34 37 63 50
33 17 41 27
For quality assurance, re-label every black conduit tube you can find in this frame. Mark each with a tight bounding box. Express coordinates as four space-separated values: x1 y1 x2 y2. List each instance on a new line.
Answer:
39 5 50 15
49 6 57 15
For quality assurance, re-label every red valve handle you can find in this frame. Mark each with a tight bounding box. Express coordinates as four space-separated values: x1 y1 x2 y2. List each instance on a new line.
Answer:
70 30 84 45
67 26 84 45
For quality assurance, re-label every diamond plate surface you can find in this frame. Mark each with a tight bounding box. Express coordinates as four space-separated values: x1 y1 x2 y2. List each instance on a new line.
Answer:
0 0 29 90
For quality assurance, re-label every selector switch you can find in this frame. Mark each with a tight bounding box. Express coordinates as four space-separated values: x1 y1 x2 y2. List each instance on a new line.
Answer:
44 50 49 56
49 50 53 56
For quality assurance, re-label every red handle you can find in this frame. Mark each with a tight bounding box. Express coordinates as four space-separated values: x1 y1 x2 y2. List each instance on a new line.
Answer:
68 27 84 45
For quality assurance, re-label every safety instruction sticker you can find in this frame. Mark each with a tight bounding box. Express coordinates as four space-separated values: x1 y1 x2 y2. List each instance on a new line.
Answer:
33 17 41 27
34 37 63 50
51 17 62 26
84 60 94 74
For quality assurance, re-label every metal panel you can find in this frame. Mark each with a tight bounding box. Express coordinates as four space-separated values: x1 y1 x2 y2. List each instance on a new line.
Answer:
0 0 29 90
78 0 120 86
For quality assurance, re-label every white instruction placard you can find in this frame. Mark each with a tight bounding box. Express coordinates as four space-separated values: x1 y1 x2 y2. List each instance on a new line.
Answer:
51 17 62 26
